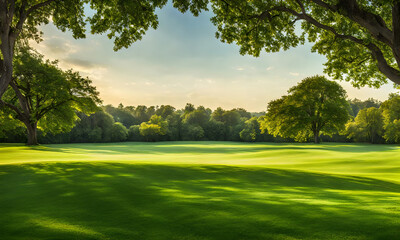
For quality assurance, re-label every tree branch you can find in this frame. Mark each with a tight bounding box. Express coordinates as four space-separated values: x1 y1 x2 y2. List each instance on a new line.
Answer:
0 99 23 118
272 3 400 85
9 79 30 115
7 0 15 26
309 0 337 12
15 0 56 32
336 0 392 47
392 2 400 69
300 0 394 50
37 98 73 119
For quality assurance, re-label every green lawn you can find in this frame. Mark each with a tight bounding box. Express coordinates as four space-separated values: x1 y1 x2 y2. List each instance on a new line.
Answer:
0 142 399 240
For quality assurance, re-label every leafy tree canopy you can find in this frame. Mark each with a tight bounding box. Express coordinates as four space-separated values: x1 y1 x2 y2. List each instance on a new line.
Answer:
139 115 168 141
208 0 400 87
345 107 384 143
380 93 400 143
265 75 350 143
0 47 100 144
348 98 381 116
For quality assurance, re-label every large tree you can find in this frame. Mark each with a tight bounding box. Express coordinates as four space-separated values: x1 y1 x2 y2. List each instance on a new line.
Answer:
265 75 350 143
0 0 207 99
209 0 400 87
0 47 100 145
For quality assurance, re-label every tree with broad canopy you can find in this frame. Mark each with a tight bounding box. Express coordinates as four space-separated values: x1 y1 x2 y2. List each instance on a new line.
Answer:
264 75 350 143
0 47 101 145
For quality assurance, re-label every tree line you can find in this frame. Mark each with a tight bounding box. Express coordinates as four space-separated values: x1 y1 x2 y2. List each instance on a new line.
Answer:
2 74 399 145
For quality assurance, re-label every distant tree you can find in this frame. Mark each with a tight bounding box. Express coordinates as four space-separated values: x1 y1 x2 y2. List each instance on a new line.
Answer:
110 122 128 142
139 124 164 142
133 105 149 123
221 110 243 140
155 105 176 119
165 112 182 141
183 106 210 128
240 117 261 142
103 105 138 127
211 107 225 122
221 110 241 127
204 119 225 141
210 107 245 140
181 123 204 141
348 98 381 116
128 125 141 142
0 48 100 145
66 110 114 143
265 76 350 143
234 108 252 119
183 103 196 116
146 106 156 118
139 115 168 141
180 105 211 140
131 105 158 123
345 107 384 143
380 94 400 143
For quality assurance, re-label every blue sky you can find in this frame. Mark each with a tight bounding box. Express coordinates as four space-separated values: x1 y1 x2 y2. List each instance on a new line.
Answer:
33 2 397 112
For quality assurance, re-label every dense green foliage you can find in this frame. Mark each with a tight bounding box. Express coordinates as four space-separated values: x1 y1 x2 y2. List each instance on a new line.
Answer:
381 94 400 143
0 48 100 145
345 94 400 143
348 98 381 117
264 76 350 143
3 90 398 145
345 107 385 143
208 0 400 86
1 142 400 239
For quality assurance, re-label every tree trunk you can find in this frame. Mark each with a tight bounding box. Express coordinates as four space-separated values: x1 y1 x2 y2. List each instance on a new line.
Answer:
26 122 38 145
0 45 14 99
314 131 320 144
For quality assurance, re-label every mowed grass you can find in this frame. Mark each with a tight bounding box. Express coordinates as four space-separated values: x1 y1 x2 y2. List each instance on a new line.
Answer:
0 142 400 240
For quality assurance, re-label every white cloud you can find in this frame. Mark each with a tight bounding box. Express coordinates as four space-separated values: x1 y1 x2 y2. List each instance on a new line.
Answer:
289 72 300 76
196 78 215 84
236 67 245 71
266 66 274 71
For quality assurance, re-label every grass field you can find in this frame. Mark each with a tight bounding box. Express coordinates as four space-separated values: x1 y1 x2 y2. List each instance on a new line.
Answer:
1 142 400 240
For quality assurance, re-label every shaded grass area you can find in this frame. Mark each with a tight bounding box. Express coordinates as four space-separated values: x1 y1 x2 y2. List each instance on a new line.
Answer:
1 142 400 239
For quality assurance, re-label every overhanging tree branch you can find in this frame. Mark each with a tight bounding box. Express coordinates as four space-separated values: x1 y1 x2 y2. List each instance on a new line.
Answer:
392 2 400 69
15 0 56 32
257 2 400 85
309 0 393 47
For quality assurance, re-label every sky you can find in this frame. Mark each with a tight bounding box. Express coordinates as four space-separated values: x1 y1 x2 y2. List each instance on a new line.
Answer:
32 2 398 112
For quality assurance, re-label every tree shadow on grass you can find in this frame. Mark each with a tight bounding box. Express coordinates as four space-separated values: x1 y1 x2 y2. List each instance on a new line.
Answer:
0 163 399 240
17 141 400 156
